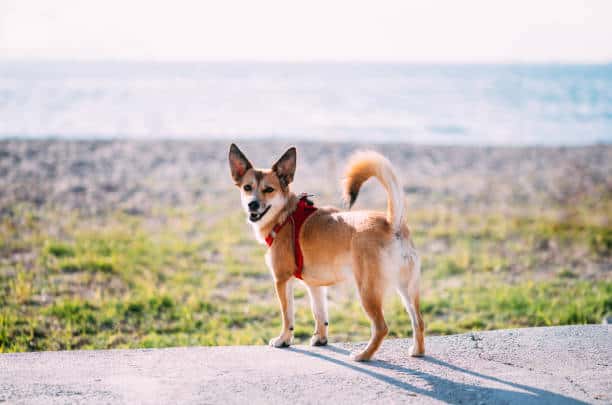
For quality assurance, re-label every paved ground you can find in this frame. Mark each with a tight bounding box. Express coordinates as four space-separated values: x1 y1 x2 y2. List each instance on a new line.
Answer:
1 325 610 404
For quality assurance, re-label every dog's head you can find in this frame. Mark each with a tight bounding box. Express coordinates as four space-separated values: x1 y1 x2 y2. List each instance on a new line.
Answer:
228 144 296 227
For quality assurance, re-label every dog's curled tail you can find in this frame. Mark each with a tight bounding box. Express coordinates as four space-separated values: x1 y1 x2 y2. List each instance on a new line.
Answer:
343 150 406 230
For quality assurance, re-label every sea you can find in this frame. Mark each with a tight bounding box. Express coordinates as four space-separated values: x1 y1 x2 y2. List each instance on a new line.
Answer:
0 61 611 145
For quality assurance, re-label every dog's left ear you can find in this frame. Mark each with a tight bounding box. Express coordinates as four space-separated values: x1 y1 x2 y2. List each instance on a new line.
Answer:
272 147 296 189
229 144 253 184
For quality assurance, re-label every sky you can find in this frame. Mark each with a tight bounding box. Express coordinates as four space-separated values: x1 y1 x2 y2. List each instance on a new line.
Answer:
0 0 611 63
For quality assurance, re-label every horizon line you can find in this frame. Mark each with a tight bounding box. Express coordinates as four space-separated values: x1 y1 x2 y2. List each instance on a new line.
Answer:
1 57 612 66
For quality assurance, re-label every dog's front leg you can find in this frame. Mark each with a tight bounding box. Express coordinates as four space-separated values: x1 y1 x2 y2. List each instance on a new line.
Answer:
269 278 294 347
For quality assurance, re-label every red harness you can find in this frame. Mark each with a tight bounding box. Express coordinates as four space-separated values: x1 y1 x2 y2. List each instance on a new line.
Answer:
265 194 317 280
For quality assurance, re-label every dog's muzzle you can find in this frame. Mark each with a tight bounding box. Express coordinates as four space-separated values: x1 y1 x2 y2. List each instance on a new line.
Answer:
249 205 271 222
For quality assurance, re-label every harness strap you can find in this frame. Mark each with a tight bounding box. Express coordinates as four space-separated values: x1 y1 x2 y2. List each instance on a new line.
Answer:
265 194 317 280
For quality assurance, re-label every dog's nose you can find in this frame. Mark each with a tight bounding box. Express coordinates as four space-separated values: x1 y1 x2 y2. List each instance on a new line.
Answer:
248 200 260 212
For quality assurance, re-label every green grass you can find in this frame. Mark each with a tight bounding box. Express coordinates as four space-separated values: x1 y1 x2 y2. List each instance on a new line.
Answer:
0 201 610 352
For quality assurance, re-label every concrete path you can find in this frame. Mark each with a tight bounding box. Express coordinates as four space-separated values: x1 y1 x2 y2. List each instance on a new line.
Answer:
1 325 610 404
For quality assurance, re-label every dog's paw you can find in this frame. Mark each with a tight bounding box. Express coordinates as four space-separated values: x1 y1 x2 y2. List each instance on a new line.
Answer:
409 345 425 357
269 335 292 348
350 351 372 362
310 334 328 347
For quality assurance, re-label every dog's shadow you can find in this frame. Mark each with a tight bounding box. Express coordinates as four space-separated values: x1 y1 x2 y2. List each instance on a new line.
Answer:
288 345 587 404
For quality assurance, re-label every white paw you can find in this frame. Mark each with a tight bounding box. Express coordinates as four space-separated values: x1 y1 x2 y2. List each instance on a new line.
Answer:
409 345 425 357
310 334 328 347
269 335 292 348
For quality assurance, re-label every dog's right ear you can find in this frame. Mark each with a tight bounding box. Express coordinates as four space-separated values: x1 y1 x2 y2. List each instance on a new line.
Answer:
229 144 253 184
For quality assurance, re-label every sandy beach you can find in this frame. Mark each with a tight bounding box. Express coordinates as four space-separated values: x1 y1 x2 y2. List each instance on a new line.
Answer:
1 140 610 215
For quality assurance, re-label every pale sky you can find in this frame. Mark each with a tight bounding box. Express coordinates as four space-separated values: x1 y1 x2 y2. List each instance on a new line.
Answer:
1 0 611 62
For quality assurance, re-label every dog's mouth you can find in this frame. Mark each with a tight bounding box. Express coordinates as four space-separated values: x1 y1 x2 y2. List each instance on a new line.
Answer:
249 205 271 222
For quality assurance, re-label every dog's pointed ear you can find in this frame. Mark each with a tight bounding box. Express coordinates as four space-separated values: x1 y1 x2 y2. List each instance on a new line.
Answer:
229 144 253 184
272 147 296 189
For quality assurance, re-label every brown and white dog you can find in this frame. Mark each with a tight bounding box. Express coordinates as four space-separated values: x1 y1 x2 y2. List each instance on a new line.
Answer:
228 144 425 361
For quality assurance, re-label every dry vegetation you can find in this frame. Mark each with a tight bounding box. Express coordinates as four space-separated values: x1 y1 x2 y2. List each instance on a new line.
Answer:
0 140 610 352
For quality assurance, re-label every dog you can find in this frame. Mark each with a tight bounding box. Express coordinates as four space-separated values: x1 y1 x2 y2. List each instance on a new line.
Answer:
228 144 425 361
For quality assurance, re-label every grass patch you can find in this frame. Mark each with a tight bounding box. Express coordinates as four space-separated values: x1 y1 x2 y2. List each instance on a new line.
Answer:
557 268 578 279
44 242 75 258
432 257 466 279
56 257 116 274
1 202 610 352
419 279 611 334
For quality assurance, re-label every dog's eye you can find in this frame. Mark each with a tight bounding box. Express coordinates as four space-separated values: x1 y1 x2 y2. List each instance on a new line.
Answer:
263 187 274 193
243 184 252 192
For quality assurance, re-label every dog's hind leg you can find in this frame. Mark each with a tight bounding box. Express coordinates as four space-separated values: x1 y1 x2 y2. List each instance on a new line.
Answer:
351 251 388 361
307 285 328 346
352 287 388 361
269 278 294 348
397 258 425 357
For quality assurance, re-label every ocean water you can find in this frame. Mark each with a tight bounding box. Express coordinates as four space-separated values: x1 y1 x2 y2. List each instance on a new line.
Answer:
0 61 611 145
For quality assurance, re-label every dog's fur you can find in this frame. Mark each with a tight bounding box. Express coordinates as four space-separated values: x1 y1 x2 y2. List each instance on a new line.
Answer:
229 144 425 361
